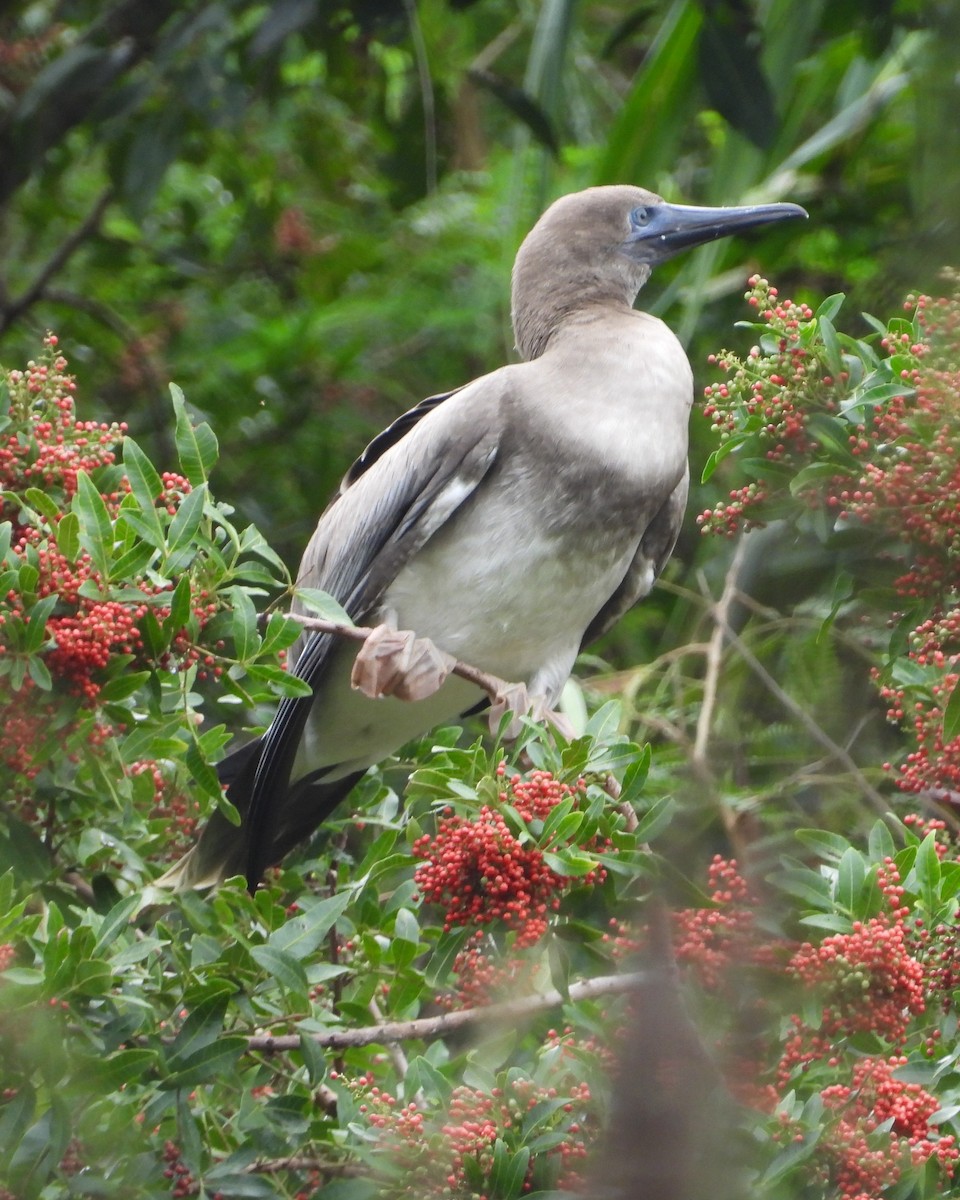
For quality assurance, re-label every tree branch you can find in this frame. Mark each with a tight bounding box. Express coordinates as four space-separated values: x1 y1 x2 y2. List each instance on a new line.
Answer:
716 605 888 816
280 612 516 714
693 538 747 773
0 187 114 334
247 970 648 1053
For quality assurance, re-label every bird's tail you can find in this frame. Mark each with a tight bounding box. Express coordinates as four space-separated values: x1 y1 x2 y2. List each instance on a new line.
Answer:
153 738 261 890
153 739 364 891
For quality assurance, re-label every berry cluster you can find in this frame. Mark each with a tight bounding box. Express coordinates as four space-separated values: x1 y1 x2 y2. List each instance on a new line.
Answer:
345 1066 593 1196
0 338 229 859
161 1141 200 1198
819 1056 958 1198
672 849 960 1198
698 277 820 535
673 855 761 989
439 929 538 1009
700 278 960 811
789 913 925 1036
413 769 606 948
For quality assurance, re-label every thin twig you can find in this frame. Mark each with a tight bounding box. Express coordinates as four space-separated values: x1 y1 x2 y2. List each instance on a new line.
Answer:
369 995 425 1106
693 539 747 773
246 1155 360 1176
717 611 888 816
0 188 114 334
247 970 649 1053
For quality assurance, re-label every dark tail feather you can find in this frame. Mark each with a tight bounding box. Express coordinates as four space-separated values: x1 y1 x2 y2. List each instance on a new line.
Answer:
155 735 363 891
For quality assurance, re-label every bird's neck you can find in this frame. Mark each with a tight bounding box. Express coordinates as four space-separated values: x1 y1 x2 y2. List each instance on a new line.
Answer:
511 260 651 361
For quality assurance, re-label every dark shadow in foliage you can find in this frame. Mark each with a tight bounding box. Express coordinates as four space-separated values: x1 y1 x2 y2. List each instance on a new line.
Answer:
698 0 778 151
586 904 745 1200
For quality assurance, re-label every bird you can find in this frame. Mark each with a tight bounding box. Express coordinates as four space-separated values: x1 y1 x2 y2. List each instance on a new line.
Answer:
160 185 806 891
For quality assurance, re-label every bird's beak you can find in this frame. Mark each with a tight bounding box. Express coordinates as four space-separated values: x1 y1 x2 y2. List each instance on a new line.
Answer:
625 200 808 261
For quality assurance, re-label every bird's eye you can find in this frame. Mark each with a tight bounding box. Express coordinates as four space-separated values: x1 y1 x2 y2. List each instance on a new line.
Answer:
631 205 652 227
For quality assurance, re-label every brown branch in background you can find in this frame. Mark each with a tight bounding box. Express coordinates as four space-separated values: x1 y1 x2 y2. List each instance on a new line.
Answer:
247 970 648 1053
246 1154 360 1177
692 538 747 775
693 540 751 855
602 772 638 833
0 187 114 334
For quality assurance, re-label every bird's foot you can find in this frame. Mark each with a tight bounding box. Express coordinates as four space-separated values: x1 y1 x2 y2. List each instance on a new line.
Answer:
351 623 457 701
488 682 577 741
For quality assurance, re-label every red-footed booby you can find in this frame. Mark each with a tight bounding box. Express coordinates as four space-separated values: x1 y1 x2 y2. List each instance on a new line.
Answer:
162 185 806 890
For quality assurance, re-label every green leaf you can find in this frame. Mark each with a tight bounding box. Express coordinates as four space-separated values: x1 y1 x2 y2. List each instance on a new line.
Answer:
250 945 309 998
244 662 312 696
24 593 57 652
167 482 207 555
99 1048 159 1089
186 741 224 801
836 847 865 913
260 612 303 657
633 794 674 842
867 819 897 864
943 679 960 744
56 510 80 561
795 829 851 864
230 587 259 661
162 1036 248 1090
798 912 854 934
542 850 598 877
393 907 419 944
93 896 141 953
268 890 354 961
172 383 219 485
700 433 746 483
163 575 192 639
293 587 353 625
814 293 846 323
72 470 114 577
24 487 60 523
123 437 165 547
817 315 844 381
109 539 158 581
166 985 233 1065
913 832 941 914
298 1032 328 1085
27 656 52 690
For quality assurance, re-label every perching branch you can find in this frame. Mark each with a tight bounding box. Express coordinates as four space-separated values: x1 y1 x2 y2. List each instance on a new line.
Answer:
246 970 649 1053
281 611 522 720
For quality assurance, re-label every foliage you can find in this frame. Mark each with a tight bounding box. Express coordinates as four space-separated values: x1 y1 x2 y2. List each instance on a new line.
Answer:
0 338 305 888
698 273 960 812
1 0 957 562
4 274 960 1197
1 2 960 1194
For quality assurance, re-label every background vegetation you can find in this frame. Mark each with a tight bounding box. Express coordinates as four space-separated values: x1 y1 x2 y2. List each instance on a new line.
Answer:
2 0 960 1197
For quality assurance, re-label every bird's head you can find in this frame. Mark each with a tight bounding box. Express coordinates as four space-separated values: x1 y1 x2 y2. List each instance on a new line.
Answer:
511 185 807 360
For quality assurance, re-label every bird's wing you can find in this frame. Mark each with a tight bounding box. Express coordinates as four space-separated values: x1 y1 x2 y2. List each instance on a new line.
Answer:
242 383 503 884
339 388 461 491
580 465 689 648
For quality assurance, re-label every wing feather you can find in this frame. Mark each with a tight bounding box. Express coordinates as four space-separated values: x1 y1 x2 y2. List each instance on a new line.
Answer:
242 391 501 884
581 468 688 648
